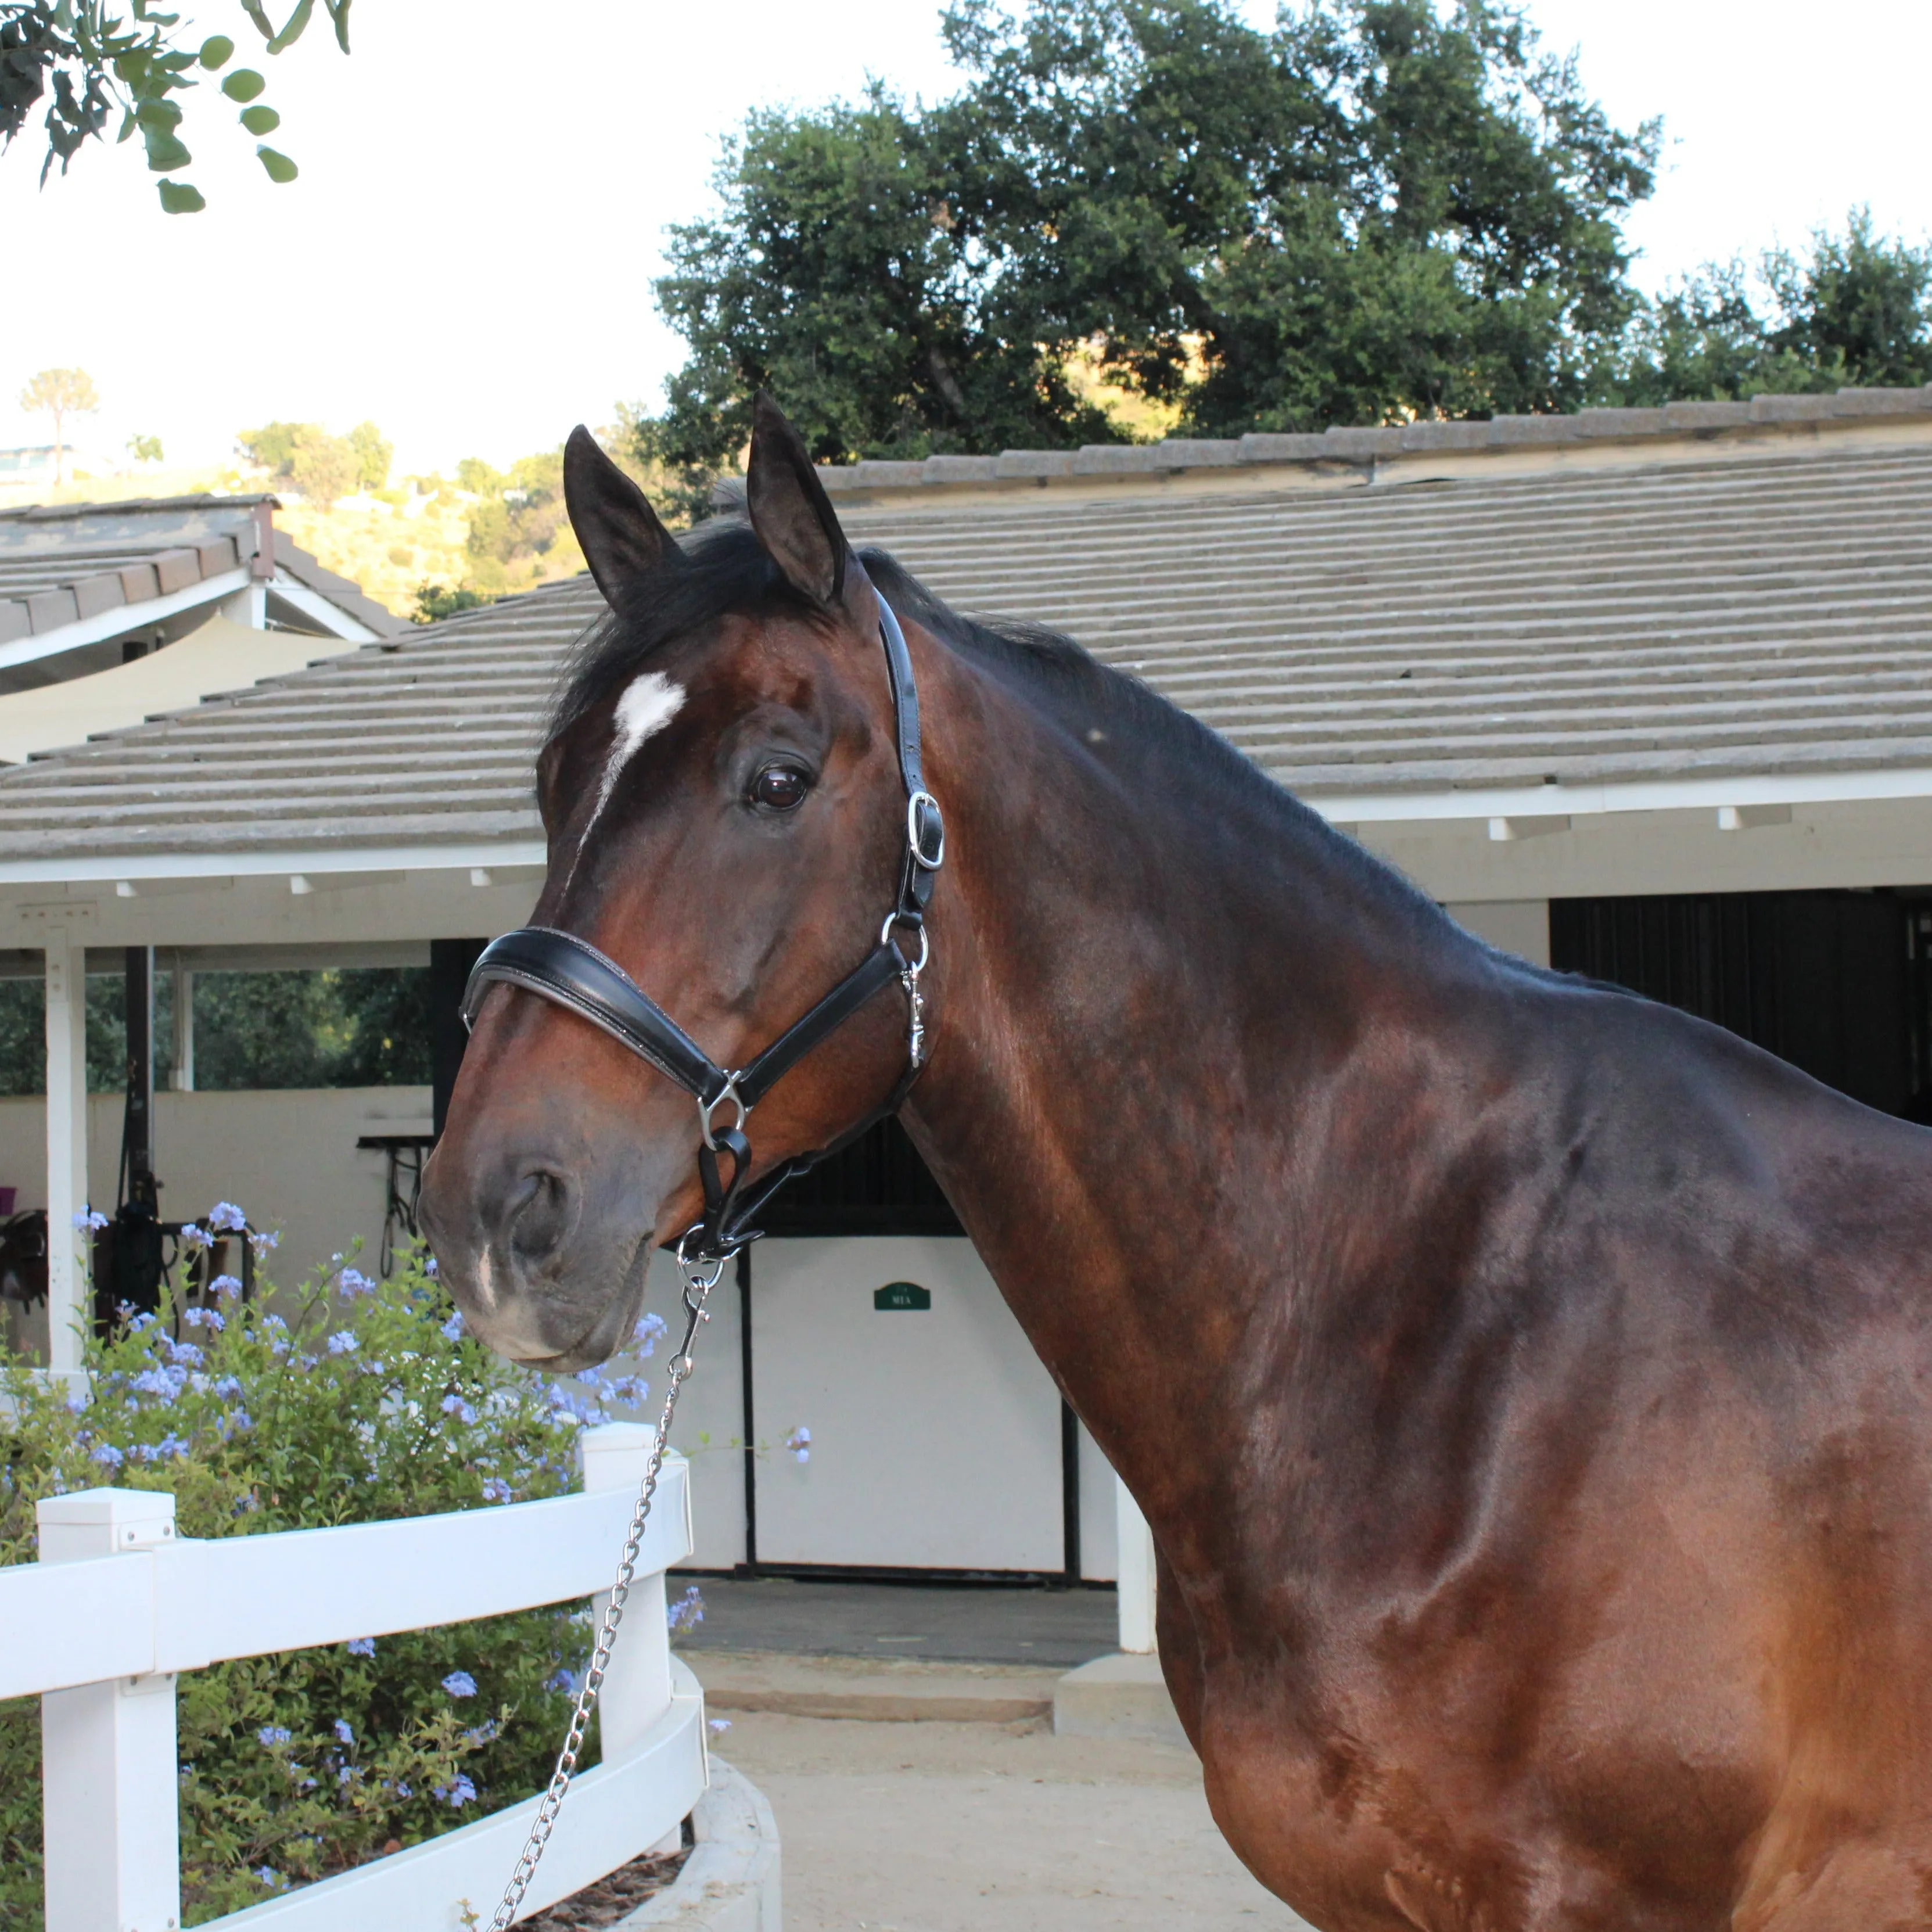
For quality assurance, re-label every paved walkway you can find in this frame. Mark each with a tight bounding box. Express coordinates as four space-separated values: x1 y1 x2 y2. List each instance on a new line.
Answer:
673 1574 1119 1668
714 1714 1314 1932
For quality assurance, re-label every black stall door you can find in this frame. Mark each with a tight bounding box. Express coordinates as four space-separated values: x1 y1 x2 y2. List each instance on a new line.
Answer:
1550 889 1932 1121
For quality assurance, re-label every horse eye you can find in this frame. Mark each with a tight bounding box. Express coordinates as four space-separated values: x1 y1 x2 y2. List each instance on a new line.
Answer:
749 762 811 811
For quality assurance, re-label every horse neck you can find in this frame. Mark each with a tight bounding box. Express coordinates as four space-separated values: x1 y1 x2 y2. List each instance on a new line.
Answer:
900 631 1496 1551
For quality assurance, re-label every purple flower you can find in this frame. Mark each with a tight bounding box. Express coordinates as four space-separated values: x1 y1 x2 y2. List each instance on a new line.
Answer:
89 1442 124 1468
337 1267 376 1298
441 1671 477 1698
462 1719 499 1746
544 1668 578 1694
183 1308 224 1331
480 1476 511 1504
210 1273 243 1299
432 1773 477 1808
708 1718 732 1734
425 1255 438 1276
177 1225 209 1253
258 1725 292 1747
223 1409 253 1436
785 1425 811 1464
72 1208 109 1231
210 1202 247 1233
163 1340 204 1368
213 1375 242 1398
255 1866 285 1890
250 1229 279 1255
332 1718 354 1746
440 1310 465 1341
667 1585 705 1633
346 1637 376 1658
633 1311 667 1355
326 1331 358 1356
440 1394 477 1426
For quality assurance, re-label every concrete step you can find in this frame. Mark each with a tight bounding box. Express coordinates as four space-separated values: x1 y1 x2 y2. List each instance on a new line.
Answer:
681 1648 1058 1724
1053 1651 1188 1746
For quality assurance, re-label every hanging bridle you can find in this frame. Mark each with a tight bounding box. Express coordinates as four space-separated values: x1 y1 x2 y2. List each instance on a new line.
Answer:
459 592 945 1271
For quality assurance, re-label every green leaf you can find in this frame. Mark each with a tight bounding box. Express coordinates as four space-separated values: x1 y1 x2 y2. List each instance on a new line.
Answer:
265 0 315 55
222 69 267 102
256 145 299 185
134 97 184 130
239 105 281 136
199 35 235 69
157 179 206 214
326 0 352 53
143 128 192 173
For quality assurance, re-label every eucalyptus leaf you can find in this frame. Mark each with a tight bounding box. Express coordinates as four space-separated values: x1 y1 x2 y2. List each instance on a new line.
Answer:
265 0 315 56
156 178 205 213
221 69 267 102
239 105 280 135
198 34 234 70
142 127 191 173
256 143 299 184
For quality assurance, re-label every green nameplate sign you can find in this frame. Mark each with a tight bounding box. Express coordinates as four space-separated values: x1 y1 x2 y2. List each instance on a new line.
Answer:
874 1281 931 1311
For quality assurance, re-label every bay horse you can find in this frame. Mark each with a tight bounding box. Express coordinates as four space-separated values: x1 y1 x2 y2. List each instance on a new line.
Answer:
420 396 1932 1931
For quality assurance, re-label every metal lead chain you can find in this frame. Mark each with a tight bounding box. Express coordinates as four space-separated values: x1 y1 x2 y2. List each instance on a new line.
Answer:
489 1248 722 1930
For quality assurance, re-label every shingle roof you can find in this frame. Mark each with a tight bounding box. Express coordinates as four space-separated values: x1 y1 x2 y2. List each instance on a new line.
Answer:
0 410 1929 868
0 495 404 653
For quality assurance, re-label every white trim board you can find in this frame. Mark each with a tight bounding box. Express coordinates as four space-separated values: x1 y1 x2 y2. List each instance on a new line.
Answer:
0 840 548 888
1302 764 1932 827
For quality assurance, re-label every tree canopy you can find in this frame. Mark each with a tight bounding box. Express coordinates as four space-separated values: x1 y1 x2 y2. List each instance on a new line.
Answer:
634 0 1931 515
635 0 1662 505
237 418 389 507
0 0 343 211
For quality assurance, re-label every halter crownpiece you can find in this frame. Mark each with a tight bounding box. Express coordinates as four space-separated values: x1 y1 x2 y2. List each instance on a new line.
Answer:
461 595 943 1263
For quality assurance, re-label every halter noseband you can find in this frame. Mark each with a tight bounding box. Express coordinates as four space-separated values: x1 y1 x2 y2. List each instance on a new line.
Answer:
461 595 945 1266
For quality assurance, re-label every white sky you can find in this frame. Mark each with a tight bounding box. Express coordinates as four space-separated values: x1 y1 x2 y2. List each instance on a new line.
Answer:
1 1 1927 476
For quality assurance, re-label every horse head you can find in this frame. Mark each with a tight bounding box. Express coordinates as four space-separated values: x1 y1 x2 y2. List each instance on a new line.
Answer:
418 397 932 1368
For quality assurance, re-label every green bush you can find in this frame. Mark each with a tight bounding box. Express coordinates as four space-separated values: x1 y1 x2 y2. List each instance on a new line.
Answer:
0 1230 666 1925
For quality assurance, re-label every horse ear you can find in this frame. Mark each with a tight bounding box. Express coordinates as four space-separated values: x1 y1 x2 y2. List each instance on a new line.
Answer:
745 392 848 604
563 425 674 605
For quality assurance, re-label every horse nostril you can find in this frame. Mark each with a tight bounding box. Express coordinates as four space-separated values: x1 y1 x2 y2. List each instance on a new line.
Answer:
507 1169 576 1266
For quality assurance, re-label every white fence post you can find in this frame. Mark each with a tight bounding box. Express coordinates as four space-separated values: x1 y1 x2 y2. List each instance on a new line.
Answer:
38 1487 182 1932
578 1428 677 1758
1115 1474 1157 1654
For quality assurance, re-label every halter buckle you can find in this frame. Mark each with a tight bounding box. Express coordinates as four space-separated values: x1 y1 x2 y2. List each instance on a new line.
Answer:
697 1074 748 1152
908 791 945 870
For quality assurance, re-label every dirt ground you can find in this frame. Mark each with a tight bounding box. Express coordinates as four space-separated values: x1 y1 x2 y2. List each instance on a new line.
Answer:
713 1712 1316 1932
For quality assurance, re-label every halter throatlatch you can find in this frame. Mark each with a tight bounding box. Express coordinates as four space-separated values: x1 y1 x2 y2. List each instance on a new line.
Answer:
461 595 943 1265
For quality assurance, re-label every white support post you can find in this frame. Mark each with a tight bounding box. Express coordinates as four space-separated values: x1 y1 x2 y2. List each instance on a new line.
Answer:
171 964 193 1093
38 1488 181 1932
44 929 89 1373
579 1427 676 1755
1115 1473 1157 1655
220 581 267 627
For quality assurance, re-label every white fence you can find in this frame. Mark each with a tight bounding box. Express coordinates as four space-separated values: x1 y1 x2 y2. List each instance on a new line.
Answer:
0 1427 709 1932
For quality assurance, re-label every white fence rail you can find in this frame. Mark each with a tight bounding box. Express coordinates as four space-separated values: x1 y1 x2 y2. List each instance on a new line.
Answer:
2 1425 709 1932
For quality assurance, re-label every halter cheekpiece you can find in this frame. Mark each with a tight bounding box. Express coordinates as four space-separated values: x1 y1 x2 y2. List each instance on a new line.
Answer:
461 595 944 1266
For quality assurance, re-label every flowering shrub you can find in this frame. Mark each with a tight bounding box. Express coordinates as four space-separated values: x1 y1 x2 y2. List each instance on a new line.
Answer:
0 1237 667 1927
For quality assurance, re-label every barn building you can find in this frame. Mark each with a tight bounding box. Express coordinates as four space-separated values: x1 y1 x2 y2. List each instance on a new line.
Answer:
1 389 1929 1581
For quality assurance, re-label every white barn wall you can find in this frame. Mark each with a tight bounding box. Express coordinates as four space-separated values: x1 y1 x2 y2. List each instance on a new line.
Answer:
0 1085 432 1305
1445 899 1552 966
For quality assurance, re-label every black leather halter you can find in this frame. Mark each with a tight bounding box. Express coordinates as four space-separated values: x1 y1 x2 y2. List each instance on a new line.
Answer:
461 596 945 1265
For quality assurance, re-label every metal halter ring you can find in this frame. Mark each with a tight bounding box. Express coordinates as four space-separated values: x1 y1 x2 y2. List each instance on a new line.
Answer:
675 1224 728 1292
882 911 930 974
908 790 945 870
696 1075 748 1152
